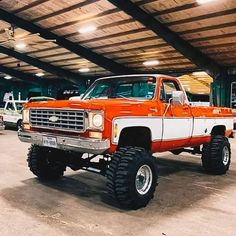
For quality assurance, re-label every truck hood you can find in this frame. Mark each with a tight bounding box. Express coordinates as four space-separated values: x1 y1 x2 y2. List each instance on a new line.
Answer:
24 98 152 112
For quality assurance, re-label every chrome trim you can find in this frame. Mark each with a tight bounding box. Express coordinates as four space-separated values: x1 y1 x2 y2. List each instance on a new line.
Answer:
18 130 110 154
29 108 86 133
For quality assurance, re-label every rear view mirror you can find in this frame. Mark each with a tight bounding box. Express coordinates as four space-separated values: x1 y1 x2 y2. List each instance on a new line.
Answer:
172 91 185 105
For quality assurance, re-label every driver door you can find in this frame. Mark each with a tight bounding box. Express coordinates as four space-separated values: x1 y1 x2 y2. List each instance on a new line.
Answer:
159 79 193 151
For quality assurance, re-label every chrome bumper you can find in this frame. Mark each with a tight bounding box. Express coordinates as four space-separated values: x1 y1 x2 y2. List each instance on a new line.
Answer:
18 130 110 154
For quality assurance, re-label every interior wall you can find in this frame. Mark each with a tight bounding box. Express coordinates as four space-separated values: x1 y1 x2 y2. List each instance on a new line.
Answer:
0 79 87 103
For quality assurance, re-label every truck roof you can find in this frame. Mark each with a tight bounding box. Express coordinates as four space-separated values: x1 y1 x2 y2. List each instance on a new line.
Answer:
97 74 175 80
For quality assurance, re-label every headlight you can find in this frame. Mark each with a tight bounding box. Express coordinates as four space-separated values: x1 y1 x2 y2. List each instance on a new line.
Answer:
92 114 103 127
88 111 104 130
22 109 30 124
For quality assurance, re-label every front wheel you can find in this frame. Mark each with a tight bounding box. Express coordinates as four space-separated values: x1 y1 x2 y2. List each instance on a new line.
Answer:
106 146 157 209
27 145 66 180
202 135 231 175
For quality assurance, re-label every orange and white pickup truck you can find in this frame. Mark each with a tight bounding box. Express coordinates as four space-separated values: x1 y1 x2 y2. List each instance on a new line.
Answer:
18 74 234 209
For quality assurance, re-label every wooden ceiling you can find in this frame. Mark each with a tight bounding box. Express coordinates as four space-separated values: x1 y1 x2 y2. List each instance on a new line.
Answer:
0 0 235 94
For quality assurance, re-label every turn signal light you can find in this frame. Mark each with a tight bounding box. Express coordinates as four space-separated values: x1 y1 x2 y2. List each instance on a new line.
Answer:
89 131 102 139
114 124 118 138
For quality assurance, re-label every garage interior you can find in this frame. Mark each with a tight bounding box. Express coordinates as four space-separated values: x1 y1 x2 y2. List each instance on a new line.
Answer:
0 0 236 235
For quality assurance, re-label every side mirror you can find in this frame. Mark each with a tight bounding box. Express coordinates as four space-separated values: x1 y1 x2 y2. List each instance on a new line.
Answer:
172 91 185 105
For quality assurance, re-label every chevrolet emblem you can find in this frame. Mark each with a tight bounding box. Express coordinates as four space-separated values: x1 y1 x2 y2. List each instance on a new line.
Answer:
49 116 59 122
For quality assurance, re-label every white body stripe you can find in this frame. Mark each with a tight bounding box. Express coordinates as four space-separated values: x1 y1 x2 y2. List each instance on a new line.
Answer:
163 118 192 140
112 116 233 144
192 118 233 137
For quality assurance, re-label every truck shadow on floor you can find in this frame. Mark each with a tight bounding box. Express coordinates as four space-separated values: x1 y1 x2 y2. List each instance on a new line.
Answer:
1 155 236 219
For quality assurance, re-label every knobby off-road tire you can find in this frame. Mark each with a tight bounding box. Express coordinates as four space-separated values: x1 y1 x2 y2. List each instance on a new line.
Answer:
106 146 157 209
202 135 231 175
27 145 66 180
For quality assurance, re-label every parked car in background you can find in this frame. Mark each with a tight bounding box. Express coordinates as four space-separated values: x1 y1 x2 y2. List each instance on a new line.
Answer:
0 100 27 130
0 115 5 131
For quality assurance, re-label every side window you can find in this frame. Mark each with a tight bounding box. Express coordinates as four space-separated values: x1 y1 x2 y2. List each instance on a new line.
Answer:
160 80 181 103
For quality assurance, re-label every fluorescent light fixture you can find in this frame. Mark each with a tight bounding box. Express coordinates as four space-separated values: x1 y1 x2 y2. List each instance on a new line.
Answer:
78 25 97 34
143 60 160 67
78 68 90 73
15 41 27 50
36 72 45 77
192 71 208 76
197 0 216 4
4 75 12 80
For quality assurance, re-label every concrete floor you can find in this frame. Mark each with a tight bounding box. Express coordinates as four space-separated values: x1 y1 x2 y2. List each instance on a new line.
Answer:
0 130 236 236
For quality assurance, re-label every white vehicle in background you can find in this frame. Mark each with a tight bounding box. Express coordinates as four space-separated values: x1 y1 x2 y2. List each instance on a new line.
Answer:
0 100 27 129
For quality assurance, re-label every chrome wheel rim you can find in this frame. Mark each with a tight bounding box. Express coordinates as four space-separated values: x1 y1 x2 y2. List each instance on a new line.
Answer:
222 146 230 165
135 165 153 195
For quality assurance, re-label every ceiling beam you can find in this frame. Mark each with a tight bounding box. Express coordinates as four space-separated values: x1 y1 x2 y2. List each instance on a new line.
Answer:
0 65 79 87
0 64 43 85
0 8 134 75
0 45 96 84
107 0 226 77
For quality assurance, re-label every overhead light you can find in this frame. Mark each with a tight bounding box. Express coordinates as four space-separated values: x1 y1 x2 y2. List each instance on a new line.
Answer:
196 0 216 4
143 60 160 67
78 68 90 73
78 25 97 34
192 71 208 76
36 72 45 77
15 41 27 50
4 75 12 80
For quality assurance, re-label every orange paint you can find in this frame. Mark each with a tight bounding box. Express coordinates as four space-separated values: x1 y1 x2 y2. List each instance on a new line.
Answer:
23 75 234 154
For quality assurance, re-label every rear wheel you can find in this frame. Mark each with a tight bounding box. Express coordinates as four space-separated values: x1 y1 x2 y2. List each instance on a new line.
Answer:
106 146 157 209
202 135 231 175
27 145 66 180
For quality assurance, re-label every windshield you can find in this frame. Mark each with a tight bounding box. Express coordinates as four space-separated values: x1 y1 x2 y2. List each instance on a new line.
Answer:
82 76 157 100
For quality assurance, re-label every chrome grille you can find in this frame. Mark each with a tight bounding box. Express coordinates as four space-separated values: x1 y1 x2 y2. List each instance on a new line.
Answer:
30 109 85 132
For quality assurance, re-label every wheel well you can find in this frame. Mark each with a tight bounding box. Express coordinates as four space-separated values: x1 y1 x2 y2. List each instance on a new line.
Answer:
211 125 226 136
17 119 22 125
118 127 151 151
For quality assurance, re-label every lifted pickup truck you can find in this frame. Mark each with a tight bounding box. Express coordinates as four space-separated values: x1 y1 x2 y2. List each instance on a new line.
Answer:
18 75 234 209
0 100 26 129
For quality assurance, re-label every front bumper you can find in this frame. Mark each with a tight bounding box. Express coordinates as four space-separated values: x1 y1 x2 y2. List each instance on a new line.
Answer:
18 130 110 154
